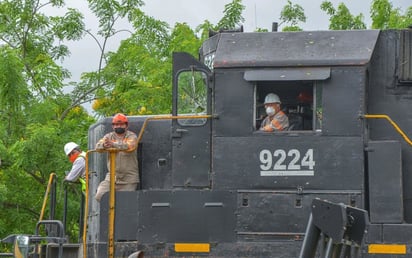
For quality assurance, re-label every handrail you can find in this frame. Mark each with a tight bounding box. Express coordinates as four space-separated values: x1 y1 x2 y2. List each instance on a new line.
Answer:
84 148 119 258
136 115 213 147
107 149 118 258
39 173 57 221
83 150 98 258
34 220 66 258
82 114 214 258
363 114 412 146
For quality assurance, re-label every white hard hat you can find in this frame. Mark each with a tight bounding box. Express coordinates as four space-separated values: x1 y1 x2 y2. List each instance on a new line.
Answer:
264 93 281 104
64 142 79 156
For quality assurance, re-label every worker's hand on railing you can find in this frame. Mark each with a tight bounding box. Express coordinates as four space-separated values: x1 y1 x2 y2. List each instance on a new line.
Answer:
103 137 112 148
96 138 128 151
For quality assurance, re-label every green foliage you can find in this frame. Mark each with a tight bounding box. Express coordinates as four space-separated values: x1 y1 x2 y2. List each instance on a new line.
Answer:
216 0 245 30
58 1 146 121
0 0 84 109
279 0 306 31
1 0 411 253
170 23 202 57
51 8 85 41
282 26 304 32
129 9 171 58
89 0 245 117
254 27 269 32
195 0 245 40
0 1 94 246
87 0 144 37
0 46 28 113
91 8 172 115
10 122 63 179
321 1 367 30
0 106 92 245
0 46 30 144
91 10 204 116
371 0 412 29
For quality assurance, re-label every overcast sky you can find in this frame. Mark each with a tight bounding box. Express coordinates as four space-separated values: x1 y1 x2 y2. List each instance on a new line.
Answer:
63 0 411 83
141 0 411 31
61 0 411 96
58 0 410 112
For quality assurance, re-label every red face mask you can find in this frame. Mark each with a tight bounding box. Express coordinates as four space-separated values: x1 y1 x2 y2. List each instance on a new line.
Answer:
69 152 80 163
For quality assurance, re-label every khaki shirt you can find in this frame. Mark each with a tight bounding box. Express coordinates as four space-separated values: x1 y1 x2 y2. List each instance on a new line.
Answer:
96 130 139 184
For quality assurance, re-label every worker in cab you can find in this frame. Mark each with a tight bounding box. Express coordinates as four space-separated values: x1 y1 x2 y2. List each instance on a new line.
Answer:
64 142 86 192
260 93 289 132
95 113 139 202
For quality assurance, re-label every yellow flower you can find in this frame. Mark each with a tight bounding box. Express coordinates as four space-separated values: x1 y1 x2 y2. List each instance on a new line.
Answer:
138 106 147 114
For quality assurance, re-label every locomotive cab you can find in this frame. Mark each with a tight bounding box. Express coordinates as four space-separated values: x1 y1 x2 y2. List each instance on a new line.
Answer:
85 28 412 257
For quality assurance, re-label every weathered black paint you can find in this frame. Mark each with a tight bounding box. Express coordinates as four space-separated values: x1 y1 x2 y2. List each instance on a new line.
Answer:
85 29 412 257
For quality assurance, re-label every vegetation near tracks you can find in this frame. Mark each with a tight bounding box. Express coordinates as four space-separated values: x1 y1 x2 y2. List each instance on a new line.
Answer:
0 0 411 252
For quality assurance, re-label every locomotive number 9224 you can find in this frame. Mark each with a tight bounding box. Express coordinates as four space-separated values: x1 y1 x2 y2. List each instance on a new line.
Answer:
259 149 315 176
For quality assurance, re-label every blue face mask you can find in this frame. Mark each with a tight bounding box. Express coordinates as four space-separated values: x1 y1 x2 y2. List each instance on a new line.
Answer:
266 106 275 116
114 128 126 134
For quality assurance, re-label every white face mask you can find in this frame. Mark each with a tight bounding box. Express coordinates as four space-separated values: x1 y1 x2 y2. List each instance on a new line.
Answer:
266 106 275 116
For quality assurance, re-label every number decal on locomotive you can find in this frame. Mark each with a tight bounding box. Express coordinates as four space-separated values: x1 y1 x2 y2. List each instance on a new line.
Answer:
259 149 315 176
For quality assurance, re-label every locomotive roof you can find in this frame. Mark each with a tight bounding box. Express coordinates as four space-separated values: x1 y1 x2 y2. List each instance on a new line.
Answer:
204 30 380 68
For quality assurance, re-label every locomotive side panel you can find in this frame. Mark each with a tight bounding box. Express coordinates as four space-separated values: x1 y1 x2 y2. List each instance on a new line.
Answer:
367 30 412 223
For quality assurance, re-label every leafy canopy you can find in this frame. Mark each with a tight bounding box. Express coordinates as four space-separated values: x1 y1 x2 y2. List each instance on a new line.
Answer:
0 0 411 251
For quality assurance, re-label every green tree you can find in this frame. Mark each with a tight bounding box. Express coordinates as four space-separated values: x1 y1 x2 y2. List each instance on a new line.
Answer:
91 8 172 115
3 0 411 251
216 0 245 30
370 0 412 29
91 0 244 116
279 0 306 31
0 0 252 249
0 0 93 245
0 0 84 99
197 0 245 41
0 47 28 142
321 1 367 30
66 0 144 119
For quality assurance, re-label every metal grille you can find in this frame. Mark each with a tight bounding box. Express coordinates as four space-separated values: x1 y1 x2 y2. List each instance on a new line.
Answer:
399 30 412 83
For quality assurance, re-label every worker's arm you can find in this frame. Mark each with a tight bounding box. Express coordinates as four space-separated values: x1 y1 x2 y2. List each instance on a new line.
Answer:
96 133 113 150
114 132 137 152
95 132 137 152
95 136 107 150
65 157 85 182
125 133 138 152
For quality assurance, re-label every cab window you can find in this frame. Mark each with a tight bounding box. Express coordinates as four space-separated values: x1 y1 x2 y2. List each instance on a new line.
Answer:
176 70 208 126
255 81 322 132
